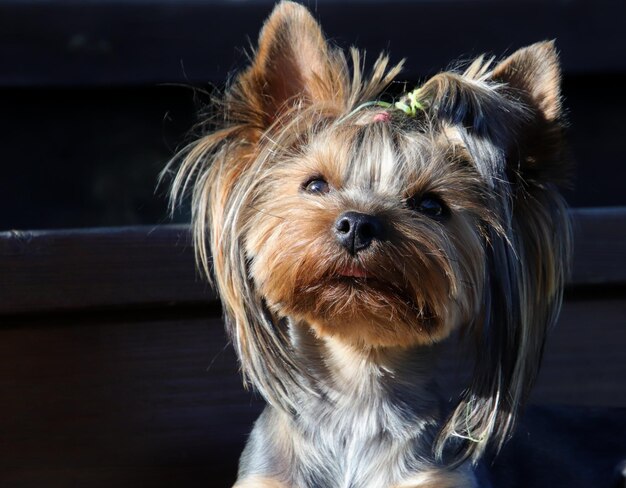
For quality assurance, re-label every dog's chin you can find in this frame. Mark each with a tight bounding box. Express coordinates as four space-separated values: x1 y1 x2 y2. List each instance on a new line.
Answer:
272 270 454 348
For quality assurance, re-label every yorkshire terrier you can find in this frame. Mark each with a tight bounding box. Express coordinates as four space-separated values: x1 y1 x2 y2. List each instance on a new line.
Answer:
168 1 571 486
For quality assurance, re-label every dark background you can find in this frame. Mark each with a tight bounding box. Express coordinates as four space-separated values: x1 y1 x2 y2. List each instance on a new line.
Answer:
1 0 625 231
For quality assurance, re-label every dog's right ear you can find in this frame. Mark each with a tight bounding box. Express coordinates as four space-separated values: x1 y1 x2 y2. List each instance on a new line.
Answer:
230 1 345 130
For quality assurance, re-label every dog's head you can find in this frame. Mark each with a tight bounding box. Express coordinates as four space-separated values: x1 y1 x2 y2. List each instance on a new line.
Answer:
170 1 571 463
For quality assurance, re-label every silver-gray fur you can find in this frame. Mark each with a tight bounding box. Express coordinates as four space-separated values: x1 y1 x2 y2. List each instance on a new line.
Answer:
238 321 481 487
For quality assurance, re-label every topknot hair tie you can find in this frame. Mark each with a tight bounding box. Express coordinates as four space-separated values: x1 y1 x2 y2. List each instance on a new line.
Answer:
340 87 425 123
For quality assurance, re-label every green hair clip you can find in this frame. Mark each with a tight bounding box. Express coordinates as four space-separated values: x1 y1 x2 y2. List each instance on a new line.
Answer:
391 88 425 117
340 87 425 122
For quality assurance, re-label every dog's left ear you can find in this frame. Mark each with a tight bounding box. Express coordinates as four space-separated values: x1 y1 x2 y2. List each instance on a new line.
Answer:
491 41 569 186
492 40 561 122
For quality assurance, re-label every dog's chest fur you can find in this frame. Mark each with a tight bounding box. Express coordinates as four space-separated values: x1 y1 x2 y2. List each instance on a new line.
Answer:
238 329 470 488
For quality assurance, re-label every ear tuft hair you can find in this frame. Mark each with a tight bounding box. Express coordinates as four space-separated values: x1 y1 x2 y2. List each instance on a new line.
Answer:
492 41 561 122
233 0 346 128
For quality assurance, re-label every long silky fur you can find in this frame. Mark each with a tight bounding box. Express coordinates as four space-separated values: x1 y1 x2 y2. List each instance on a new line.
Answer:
165 1 571 483
166 27 404 411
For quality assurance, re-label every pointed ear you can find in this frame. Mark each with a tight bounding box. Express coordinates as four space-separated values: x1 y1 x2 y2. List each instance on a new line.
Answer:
492 41 569 188
233 1 344 127
492 41 561 121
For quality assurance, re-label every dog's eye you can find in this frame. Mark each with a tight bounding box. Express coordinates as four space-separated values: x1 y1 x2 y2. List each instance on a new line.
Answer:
406 194 448 219
303 177 330 194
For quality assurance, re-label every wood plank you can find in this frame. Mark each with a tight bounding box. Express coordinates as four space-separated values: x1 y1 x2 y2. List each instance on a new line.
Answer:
0 0 624 87
0 225 214 315
0 315 252 487
436 297 626 408
570 207 626 286
1 207 625 315
534 297 626 407
0 304 624 486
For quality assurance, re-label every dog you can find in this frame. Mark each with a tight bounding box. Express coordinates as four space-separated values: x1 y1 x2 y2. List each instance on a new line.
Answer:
168 2 571 486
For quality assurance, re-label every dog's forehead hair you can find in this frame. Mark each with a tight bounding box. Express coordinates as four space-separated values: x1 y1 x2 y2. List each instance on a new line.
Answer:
303 119 470 194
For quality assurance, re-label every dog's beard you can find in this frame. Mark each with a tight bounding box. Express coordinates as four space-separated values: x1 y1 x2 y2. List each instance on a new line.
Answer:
248 210 484 348
293 272 441 347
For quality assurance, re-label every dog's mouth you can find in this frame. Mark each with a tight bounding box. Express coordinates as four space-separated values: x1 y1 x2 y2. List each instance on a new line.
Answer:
329 264 406 299
287 259 441 346
325 266 434 318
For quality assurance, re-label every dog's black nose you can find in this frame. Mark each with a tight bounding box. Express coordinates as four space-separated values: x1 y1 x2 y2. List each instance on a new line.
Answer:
335 211 383 254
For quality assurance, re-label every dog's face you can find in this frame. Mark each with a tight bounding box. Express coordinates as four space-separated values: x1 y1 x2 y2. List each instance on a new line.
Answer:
244 113 488 348
171 0 571 461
